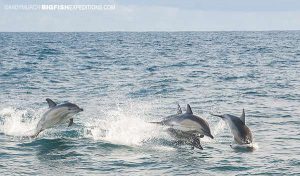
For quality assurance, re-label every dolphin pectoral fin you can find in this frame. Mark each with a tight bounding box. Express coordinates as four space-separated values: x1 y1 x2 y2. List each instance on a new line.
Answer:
68 118 74 127
191 137 203 150
46 98 57 108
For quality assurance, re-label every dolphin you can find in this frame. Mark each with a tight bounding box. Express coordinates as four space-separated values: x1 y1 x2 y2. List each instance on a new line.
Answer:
151 104 214 149
31 98 83 138
210 109 253 146
167 128 203 150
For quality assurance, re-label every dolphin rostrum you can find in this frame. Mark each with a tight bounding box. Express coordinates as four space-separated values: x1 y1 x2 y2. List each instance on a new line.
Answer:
210 109 253 146
31 98 83 138
151 104 214 149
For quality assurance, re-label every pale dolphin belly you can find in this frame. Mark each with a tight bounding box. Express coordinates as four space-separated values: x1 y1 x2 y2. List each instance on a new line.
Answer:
36 107 70 131
162 116 213 138
166 119 201 132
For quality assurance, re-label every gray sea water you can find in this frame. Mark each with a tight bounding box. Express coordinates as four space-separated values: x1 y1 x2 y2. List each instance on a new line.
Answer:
0 32 299 175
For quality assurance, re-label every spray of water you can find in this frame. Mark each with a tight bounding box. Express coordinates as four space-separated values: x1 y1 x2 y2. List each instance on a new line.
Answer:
201 119 226 143
83 101 168 147
0 107 41 137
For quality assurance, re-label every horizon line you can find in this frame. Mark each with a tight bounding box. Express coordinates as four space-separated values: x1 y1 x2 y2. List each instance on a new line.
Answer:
1 29 300 33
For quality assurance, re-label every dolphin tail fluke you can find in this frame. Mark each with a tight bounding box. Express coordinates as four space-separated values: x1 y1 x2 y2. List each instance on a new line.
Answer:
149 121 164 125
30 130 42 138
209 113 224 119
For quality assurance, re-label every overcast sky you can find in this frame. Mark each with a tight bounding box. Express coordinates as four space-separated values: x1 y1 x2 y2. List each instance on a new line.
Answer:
0 0 300 32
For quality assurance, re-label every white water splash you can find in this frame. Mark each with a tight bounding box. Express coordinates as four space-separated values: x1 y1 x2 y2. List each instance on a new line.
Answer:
0 107 40 137
212 119 226 137
201 119 226 143
150 145 176 151
83 102 168 147
230 142 259 151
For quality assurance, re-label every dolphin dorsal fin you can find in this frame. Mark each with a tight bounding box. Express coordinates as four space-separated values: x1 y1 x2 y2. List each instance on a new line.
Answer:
46 98 57 108
240 109 245 124
177 104 182 114
186 104 193 114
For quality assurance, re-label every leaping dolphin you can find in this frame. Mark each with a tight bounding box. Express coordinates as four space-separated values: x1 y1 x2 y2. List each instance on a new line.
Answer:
210 109 253 146
167 128 203 150
31 98 83 138
151 104 214 149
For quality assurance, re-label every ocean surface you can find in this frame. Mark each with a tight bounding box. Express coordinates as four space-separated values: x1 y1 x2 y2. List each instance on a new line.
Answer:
0 32 299 175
